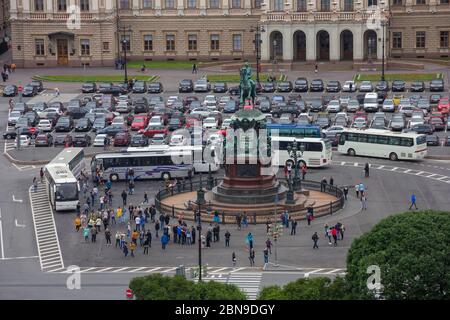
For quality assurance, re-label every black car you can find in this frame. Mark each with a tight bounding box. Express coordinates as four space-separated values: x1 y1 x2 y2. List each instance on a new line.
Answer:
55 116 74 132
98 124 127 136
134 97 149 114
392 80 406 92
67 106 87 119
375 81 389 92
429 79 444 92
147 82 163 93
277 81 293 93
213 82 228 93
3 85 18 97
3 127 40 139
326 81 341 93
12 102 29 114
24 111 40 126
22 85 38 97
259 100 271 113
98 83 114 94
310 79 324 92
72 134 91 147
410 81 425 92
30 80 44 92
117 83 130 94
262 82 275 93
223 100 238 113
411 124 434 135
168 118 184 131
271 102 300 118
179 79 194 93
309 99 324 112
377 91 387 105
132 81 147 93
81 82 97 93
426 135 440 146
75 117 92 132
130 134 149 147
315 115 331 128
54 134 73 147
229 86 240 96
356 94 366 107
293 78 308 92
92 116 107 132
15 116 32 129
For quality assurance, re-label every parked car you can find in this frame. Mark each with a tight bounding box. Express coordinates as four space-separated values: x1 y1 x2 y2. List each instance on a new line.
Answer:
92 116 106 132
426 135 440 146
151 133 169 145
352 117 368 129
54 134 73 147
293 78 308 92
37 119 53 132
342 80 357 92
24 110 41 127
229 86 240 95
72 134 92 147
81 82 97 93
375 81 389 92
75 117 92 132
113 132 131 146
326 100 341 113
34 133 53 147
358 81 373 92
131 115 149 131
203 117 219 129
437 97 450 114
22 84 38 97
194 78 211 92
213 82 228 93
132 81 147 93
308 98 324 112
417 99 431 113
262 82 275 93
98 124 128 136
8 110 22 126
133 97 150 114
429 79 444 92
390 114 406 131
139 124 168 138
346 99 360 112
179 79 194 93
392 80 406 92
430 117 445 131
3 85 18 97
147 82 164 93
310 79 324 92
130 134 149 147
410 81 425 92
277 81 293 92
14 135 31 148
54 116 74 132
326 80 341 92
30 80 44 92
93 134 108 147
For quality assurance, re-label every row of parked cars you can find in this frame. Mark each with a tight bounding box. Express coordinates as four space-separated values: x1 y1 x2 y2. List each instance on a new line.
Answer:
2 80 44 97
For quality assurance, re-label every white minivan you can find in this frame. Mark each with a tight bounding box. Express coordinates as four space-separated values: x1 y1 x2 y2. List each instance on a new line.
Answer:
363 93 378 112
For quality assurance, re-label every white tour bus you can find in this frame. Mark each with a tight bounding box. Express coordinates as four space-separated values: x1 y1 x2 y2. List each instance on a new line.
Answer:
48 147 86 178
270 136 332 168
92 149 195 181
44 165 80 211
127 145 220 173
337 128 427 161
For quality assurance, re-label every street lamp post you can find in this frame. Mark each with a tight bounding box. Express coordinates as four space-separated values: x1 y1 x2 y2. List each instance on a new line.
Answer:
192 174 206 281
118 25 132 85
380 20 387 82
251 23 265 86
286 140 306 192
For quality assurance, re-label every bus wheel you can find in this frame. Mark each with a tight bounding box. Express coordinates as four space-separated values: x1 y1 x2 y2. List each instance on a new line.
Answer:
347 149 356 157
389 152 398 161
162 172 171 180
110 174 119 182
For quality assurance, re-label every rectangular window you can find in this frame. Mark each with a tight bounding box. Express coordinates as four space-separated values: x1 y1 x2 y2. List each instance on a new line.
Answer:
416 0 425 4
187 0 196 8
120 0 130 8
392 0 402 4
389 136 401 146
35 0 44 11
57 0 67 11
144 35 153 51
121 35 131 51
232 0 242 8
143 0 153 8
274 0 284 11
297 0 307 11
254 0 263 8
35 39 45 56
358 134 368 143
368 0 377 5
80 39 90 56
166 35 175 51
440 31 449 48
344 0 353 10
103 42 109 51
440 0 449 3
80 0 90 11
416 31 426 48
376 135 389 145
188 35 197 51
393 32 402 48
165 0 175 8
367 135 378 144
320 0 330 11
210 0 220 8
233 34 242 51
210 34 220 50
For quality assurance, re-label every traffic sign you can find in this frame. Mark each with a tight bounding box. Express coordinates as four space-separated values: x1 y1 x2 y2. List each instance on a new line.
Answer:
18 86 23 92
125 288 133 299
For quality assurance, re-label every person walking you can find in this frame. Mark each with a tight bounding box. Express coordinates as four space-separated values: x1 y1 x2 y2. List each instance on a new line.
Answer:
314 63 318 73
340 224 345 240
263 248 269 270
361 194 368 211
249 248 255 267
343 186 349 200
236 214 242 230
355 184 360 199
129 242 136 257
121 190 127 206
192 63 197 74
143 238 149 254
224 230 231 247
301 164 307 180
312 232 319 249
290 219 298 235
246 232 254 250
409 193 418 210
320 177 327 192
143 191 148 204
91 227 97 243
329 176 334 191
33 177 38 192
364 163 370 178
161 233 169 250
115 231 121 248
331 227 338 246
123 242 129 258
232 252 237 267
40 168 44 183
83 227 90 242
74 216 81 232
155 220 160 238
265 238 272 254
191 226 196 245
105 228 112 245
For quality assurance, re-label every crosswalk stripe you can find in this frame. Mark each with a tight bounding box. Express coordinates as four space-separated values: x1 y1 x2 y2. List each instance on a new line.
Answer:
210 267 228 273
161 267 177 273
323 268 343 274
112 267 129 273
229 267 246 273
128 267 147 273
145 267 162 273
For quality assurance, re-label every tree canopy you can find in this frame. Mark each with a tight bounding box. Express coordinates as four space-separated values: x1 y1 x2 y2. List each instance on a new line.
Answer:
346 210 450 300
129 274 247 300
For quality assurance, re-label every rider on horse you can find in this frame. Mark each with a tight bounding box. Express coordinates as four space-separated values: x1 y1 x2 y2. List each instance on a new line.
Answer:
239 61 256 106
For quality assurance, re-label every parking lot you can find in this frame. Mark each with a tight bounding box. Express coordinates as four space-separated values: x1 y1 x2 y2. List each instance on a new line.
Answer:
2 76 450 162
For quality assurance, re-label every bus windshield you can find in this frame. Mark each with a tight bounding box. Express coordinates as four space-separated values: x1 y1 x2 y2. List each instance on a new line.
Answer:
55 183 78 201
416 135 426 145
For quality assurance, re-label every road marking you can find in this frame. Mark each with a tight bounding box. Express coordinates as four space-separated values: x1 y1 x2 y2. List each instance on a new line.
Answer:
145 267 162 273
415 171 424 175
437 176 448 180
324 268 343 274
0 256 39 261
14 219 26 228
427 174 437 178
391 167 398 171
12 195 23 203
229 267 246 273
128 267 147 273
95 267 114 273
353 162 359 167
378 165 384 169
210 267 228 273
112 267 130 273
0 220 4 259
79 267 97 273
404 169 411 173
161 267 177 273
340 161 346 166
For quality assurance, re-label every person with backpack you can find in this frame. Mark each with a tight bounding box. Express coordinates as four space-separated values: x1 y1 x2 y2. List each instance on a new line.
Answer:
312 232 319 249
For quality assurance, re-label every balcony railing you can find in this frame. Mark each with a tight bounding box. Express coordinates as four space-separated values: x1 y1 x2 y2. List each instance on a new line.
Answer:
267 11 372 22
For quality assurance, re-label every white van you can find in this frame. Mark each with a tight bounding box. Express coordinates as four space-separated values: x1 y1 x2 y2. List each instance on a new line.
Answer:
363 93 379 112
170 134 188 146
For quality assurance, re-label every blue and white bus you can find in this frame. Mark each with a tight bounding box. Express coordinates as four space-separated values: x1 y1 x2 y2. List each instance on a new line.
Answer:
267 124 322 138
47 147 85 178
91 149 194 181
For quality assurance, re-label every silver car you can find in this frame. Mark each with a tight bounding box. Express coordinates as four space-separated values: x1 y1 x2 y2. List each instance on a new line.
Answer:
390 115 406 131
194 79 210 92
359 81 373 92
382 99 395 112
347 99 360 112
326 100 341 113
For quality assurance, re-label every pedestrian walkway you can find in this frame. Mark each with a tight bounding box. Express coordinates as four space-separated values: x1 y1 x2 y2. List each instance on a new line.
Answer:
28 182 65 272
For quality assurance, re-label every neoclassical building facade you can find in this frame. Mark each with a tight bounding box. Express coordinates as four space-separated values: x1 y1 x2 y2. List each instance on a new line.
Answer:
8 0 450 67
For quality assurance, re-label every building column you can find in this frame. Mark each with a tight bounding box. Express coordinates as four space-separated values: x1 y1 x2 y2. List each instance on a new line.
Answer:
305 26 316 61
244 0 252 9
353 27 363 61
376 28 383 60
23 0 30 12
330 27 339 61
155 0 162 9
261 26 270 61
282 27 292 62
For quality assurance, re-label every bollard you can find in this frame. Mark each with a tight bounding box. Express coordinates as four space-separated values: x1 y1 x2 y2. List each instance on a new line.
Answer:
172 205 175 218
330 201 333 215
222 211 225 225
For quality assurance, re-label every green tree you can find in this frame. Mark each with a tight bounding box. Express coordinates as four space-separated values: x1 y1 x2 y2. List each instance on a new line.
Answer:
346 210 450 300
129 274 246 300
257 285 285 300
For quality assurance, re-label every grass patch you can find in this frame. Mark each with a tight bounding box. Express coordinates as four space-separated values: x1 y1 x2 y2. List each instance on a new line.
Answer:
126 60 201 69
206 74 284 83
33 75 158 83
354 73 443 82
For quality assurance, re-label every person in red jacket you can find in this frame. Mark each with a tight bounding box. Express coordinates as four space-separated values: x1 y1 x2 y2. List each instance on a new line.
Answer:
331 227 338 246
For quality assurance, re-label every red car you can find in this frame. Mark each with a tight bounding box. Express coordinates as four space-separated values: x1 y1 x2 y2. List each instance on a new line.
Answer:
113 132 131 146
353 111 368 120
131 115 149 131
139 124 168 138
437 97 450 114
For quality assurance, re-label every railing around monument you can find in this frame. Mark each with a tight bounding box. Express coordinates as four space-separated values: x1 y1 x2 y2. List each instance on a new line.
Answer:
155 178 345 224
